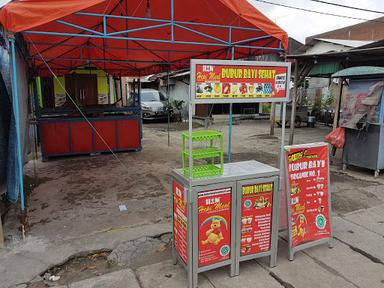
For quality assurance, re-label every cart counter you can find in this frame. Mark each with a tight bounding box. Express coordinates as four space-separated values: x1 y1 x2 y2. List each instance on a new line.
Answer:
39 115 141 159
171 160 280 288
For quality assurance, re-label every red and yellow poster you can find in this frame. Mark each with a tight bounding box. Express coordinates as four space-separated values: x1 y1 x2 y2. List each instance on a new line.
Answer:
285 144 331 248
198 187 231 267
241 182 273 256
173 181 188 263
195 64 288 101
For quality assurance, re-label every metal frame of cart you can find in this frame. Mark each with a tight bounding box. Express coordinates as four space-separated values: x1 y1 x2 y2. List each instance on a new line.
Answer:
172 161 280 288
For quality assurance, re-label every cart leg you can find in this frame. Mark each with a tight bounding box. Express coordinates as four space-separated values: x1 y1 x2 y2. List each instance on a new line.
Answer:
328 239 334 249
172 245 178 265
230 260 238 277
269 253 277 268
288 250 294 261
0 216 4 248
342 164 347 171
187 269 198 288
374 170 380 178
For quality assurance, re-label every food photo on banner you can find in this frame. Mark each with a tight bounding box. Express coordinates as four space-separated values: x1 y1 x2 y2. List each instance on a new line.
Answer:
284 143 332 260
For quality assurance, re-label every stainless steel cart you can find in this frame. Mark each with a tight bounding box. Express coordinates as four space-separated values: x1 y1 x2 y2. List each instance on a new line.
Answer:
171 160 280 288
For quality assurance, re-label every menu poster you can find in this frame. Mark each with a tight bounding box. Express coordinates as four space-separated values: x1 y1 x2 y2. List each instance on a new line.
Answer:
241 182 273 256
173 181 188 263
285 143 331 248
198 187 231 267
194 63 288 102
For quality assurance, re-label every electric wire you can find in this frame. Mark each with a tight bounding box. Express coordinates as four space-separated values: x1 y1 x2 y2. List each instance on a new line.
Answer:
309 0 384 15
253 0 384 23
28 37 131 171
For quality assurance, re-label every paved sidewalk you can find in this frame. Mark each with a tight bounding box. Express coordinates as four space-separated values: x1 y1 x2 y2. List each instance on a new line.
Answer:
2 121 384 288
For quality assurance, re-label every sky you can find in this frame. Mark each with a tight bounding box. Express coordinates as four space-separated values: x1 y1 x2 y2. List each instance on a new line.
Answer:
249 0 384 43
0 0 382 43
0 0 10 9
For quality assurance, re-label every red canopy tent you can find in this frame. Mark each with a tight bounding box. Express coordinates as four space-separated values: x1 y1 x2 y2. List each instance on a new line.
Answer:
0 0 288 212
0 0 288 76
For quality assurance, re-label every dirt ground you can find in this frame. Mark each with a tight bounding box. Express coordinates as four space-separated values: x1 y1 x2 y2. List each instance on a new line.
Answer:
2 119 384 288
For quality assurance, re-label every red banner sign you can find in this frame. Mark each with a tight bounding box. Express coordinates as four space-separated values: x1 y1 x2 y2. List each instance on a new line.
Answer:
198 187 231 267
285 144 331 247
194 63 288 101
173 181 188 263
241 182 273 256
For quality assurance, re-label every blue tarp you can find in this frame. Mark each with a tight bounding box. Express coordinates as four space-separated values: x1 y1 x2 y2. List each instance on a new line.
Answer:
0 30 27 204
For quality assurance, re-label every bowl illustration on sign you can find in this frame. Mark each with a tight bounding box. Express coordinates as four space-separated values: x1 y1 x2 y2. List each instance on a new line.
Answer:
231 84 238 94
203 84 213 93
196 84 203 93
213 83 221 94
248 85 255 94
222 83 230 94
239 84 248 94
256 84 263 93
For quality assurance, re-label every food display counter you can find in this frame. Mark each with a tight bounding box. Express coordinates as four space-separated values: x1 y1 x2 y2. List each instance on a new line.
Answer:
39 113 141 159
171 160 280 288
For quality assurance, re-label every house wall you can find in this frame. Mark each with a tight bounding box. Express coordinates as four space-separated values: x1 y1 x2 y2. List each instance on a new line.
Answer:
37 69 112 107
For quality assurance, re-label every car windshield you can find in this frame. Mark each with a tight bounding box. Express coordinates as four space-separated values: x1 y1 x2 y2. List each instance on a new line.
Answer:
141 91 167 102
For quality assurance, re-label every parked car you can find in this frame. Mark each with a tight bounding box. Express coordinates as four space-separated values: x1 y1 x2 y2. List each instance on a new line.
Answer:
140 89 172 120
275 103 309 128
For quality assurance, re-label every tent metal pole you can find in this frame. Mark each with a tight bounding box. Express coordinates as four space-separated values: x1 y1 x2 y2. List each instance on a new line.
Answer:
9 35 25 211
289 59 299 145
228 46 235 162
167 70 171 147
171 0 175 42
279 101 287 189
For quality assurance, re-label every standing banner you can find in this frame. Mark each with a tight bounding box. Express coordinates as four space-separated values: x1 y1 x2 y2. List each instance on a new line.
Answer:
284 142 332 260
198 187 232 267
173 181 188 263
190 59 290 104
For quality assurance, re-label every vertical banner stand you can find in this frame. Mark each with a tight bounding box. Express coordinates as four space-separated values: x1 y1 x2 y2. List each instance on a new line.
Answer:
284 142 333 260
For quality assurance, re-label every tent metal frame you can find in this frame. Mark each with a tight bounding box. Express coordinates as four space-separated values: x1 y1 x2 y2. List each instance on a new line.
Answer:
7 0 285 213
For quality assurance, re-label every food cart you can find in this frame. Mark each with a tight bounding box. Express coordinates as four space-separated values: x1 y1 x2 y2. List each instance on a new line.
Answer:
171 59 290 288
332 67 384 177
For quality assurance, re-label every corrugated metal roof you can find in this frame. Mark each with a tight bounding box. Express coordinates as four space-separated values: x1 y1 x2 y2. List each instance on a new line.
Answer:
332 66 384 78
314 38 373 48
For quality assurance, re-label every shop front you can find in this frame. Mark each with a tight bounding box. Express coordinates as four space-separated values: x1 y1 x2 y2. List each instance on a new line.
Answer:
35 68 141 159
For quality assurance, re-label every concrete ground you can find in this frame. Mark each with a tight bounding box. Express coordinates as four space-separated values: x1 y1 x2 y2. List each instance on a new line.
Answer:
1 119 384 288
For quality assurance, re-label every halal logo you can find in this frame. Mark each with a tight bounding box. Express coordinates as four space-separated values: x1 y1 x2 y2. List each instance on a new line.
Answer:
316 214 326 229
220 245 230 256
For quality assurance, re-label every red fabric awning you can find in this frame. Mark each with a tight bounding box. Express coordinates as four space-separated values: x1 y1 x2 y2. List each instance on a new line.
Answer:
0 0 288 76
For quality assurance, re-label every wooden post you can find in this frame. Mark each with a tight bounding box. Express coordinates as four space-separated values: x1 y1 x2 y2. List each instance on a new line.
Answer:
0 216 4 248
289 59 299 145
270 102 276 136
333 78 343 130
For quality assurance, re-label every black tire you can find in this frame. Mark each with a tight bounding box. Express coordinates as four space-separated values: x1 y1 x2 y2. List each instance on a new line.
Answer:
295 116 301 128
